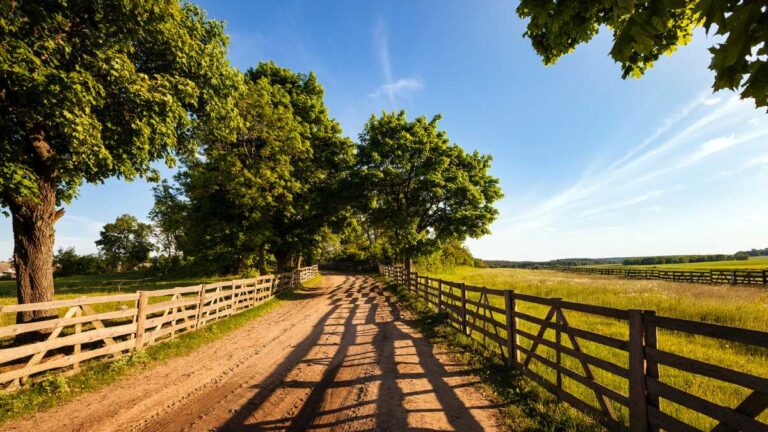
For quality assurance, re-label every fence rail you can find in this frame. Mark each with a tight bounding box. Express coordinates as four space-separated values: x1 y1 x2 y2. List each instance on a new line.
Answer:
555 266 768 286
379 264 768 432
0 264 319 390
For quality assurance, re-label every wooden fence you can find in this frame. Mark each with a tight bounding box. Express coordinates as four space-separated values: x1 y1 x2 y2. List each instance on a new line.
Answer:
0 265 319 390
380 264 768 432
556 267 768 286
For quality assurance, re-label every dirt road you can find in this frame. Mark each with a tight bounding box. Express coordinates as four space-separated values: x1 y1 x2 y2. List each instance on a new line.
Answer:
6 274 503 431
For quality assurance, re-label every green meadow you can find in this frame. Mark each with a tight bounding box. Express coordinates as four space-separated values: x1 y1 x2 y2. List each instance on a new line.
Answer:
0 273 252 328
418 266 768 430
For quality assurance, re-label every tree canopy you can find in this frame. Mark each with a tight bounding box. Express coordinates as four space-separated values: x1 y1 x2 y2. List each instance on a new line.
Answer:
0 0 241 319
96 214 154 272
181 74 307 274
245 62 356 269
356 112 503 261
0 0 241 207
517 0 768 109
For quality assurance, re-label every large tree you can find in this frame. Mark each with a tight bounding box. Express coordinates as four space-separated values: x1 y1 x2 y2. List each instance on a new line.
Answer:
149 180 187 274
356 112 503 264
181 76 307 274
0 1 240 321
95 214 154 272
517 0 768 109
245 62 355 270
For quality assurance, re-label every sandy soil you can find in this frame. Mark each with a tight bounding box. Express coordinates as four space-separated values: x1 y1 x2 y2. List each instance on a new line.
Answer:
5 274 504 431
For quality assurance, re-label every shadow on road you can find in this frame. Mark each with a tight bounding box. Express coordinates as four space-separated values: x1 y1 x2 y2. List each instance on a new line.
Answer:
221 274 501 431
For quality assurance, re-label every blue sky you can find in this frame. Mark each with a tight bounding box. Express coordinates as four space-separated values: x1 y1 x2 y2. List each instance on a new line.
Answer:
2 0 767 261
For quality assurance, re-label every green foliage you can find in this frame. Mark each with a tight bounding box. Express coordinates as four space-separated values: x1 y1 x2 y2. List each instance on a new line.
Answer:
149 180 187 271
517 0 768 109
181 73 308 274
623 253 745 265
0 0 242 207
53 247 106 277
245 62 356 268
414 241 477 272
356 111 503 261
95 214 154 272
181 62 355 273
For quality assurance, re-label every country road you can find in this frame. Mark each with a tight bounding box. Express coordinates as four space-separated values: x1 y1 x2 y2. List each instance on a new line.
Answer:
5 274 503 431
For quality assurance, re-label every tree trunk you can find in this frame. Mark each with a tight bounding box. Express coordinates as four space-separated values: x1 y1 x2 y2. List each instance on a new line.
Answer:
9 176 61 328
274 250 291 273
237 256 245 275
257 244 268 275
296 255 303 270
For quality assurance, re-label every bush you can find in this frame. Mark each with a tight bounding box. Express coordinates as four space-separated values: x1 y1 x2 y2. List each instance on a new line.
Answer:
53 248 107 277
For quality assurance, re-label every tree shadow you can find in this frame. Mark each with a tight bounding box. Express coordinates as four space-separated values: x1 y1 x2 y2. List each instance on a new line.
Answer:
219 274 500 431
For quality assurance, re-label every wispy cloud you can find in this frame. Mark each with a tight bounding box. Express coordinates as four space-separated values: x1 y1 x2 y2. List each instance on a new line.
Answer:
370 19 422 106
496 91 766 237
368 78 423 99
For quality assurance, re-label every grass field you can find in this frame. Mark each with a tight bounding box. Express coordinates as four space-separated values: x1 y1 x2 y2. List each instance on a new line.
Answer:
417 266 768 430
0 273 256 328
586 256 768 271
0 273 238 302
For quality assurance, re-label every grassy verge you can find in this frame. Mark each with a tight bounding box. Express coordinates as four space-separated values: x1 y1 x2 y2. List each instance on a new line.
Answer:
415 267 768 430
0 275 322 425
385 278 602 431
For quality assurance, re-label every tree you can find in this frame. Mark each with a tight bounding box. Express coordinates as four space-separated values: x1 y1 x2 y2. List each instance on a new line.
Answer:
245 63 356 270
181 75 307 275
53 247 104 277
96 215 154 272
149 180 187 274
356 111 503 265
0 1 241 321
516 0 768 109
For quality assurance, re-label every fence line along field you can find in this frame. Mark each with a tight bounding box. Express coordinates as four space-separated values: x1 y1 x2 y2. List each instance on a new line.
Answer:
0 265 318 390
381 265 768 431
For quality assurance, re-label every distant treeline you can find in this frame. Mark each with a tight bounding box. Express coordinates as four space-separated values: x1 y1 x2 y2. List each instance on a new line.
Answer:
622 248 767 265
480 248 768 269
483 258 622 269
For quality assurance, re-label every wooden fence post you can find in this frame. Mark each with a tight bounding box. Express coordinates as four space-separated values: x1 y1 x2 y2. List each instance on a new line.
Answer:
763 270 767 285
628 309 649 432
504 290 518 368
460 282 467 335
195 284 207 329
644 310 660 432
230 282 237 315
134 291 149 351
437 280 443 312
554 298 563 389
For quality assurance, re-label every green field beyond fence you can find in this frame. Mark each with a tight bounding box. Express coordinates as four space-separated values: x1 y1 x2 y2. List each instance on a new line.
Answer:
380 265 768 432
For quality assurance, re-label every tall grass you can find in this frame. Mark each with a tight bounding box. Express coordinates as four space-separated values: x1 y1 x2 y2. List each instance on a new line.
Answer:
417 266 768 430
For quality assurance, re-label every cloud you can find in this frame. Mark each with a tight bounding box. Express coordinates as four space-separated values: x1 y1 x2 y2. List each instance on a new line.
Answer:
370 18 422 106
368 78 423 99
495 91 764 239
703 97 722 106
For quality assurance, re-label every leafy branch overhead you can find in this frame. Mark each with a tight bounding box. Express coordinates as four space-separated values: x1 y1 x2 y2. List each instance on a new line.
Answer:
517 0 768 109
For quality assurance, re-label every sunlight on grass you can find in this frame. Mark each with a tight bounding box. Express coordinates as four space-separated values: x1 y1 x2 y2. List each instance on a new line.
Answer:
415 266 768 430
